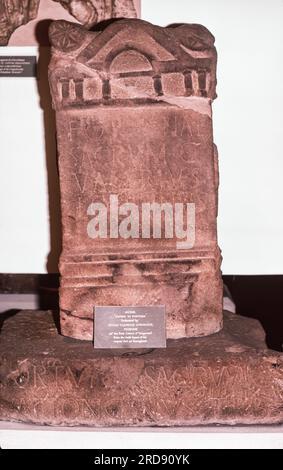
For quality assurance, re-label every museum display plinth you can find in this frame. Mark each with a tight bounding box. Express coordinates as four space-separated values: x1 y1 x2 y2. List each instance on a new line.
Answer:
0 310 282 426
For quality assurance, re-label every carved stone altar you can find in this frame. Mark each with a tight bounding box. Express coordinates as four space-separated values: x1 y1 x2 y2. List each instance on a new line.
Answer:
1 17 283 428
48 19 223 341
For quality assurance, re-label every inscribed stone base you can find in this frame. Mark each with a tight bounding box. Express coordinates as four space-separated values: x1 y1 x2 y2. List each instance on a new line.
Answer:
0 310 282 426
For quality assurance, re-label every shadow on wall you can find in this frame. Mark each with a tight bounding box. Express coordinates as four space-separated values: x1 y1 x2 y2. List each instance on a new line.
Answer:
224 275 283 352
35 19 62 273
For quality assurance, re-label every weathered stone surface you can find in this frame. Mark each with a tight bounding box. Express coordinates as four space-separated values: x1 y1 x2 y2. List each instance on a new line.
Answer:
52 0 138 26
0 0 40 45
48 19 222 341
0 310 283 426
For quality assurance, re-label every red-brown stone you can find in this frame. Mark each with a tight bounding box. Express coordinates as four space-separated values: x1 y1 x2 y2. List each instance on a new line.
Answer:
48 19 223 341
0 0 40 45
52 0 138 26
0 310 283 426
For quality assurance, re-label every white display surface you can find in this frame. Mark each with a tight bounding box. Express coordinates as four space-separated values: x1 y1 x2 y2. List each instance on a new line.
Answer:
1 421 283 449
0 0 283 274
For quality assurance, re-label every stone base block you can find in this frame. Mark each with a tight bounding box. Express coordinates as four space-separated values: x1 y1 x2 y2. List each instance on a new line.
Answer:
0 310 283 426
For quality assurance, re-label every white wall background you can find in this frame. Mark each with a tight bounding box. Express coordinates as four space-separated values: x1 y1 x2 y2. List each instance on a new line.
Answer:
143 0 283 275
0 46 50 273
0 0 283 274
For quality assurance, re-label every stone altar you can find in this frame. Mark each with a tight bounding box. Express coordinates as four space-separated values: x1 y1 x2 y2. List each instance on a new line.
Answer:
48 19 223 341
1 17 283 427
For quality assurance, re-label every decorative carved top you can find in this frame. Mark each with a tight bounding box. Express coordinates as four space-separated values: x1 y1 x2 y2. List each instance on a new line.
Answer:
52 0 138 27
0 0 40 45
49 19 217 109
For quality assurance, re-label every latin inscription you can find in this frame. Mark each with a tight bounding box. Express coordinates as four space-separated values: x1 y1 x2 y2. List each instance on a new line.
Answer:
1 359 282 424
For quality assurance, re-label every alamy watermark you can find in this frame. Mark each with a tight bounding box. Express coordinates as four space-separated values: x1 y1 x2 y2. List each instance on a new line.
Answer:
87 195 195 250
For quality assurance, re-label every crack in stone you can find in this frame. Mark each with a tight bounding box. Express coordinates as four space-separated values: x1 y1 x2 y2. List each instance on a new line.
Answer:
61 309 93 322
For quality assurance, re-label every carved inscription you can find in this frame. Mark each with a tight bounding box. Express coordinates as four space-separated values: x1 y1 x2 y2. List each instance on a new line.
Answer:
57 107 215 253
2 359 283 423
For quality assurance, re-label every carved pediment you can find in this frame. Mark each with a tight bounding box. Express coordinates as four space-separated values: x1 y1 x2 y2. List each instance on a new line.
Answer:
49 19 217 109
78 21 177 67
